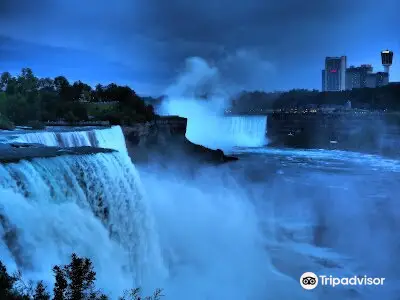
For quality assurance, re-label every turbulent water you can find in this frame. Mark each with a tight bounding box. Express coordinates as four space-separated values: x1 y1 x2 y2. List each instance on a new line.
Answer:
0 126 165 297
231 147 400 299
0 122 399 299
10 126 128 155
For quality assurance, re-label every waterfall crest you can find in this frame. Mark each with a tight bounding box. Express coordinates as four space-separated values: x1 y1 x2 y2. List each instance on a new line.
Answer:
11 126 128 154
185 115 267 150
0 127 166 297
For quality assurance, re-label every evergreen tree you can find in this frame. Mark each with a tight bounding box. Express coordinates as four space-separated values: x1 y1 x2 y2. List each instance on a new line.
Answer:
33 282 50 300
0 256 163 300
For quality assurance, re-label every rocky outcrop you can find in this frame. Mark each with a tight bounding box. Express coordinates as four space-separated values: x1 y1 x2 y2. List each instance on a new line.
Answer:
123 116 238 164
0 143 115 163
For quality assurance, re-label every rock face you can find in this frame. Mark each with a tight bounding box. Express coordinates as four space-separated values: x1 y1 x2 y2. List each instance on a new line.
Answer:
123 116 238 164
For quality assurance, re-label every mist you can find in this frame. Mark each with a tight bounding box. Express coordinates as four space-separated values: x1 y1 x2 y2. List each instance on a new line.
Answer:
151 58 400 298
138 161 315 300
158 57 268 149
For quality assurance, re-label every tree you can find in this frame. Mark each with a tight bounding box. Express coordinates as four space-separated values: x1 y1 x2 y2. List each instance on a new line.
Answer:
0 72 12 91
33 282 50 300
93 84 104 102
0 67 155 125
53 253 106 300
0 262 29 299
38 78 55 91
54 76 72 103
0 92 7 116
53 76 70 93
0 261 17 299
5 75 18 95
70 81 92 102
0 255 163 300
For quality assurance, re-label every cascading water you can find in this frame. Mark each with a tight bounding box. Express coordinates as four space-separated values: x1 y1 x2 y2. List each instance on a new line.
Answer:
185 115 268 150
0 125 317 300
157 57 268 151
0 127 166 297
11 126 128 155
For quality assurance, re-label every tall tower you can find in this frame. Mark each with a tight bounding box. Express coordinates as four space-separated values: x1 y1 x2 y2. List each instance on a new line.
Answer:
381 50 393 74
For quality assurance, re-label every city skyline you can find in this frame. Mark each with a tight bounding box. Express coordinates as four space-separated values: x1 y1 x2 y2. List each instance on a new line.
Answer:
0 0 399 96
323 51 394 92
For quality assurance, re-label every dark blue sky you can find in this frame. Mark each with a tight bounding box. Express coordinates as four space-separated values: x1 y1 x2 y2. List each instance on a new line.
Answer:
0 0 399 96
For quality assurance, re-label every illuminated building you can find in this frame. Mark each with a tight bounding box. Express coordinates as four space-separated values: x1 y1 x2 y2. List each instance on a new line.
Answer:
381 50 393 74
345 64 373 90
323 56 346 91
345 66 361 89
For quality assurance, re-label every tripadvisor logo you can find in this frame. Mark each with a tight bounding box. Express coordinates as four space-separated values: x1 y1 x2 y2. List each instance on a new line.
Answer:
300 272 318 290
300 272 385 290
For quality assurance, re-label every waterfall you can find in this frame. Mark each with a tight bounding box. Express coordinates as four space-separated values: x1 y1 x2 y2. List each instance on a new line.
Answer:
0 127 166 297
11 126 128 155
185 115 267 150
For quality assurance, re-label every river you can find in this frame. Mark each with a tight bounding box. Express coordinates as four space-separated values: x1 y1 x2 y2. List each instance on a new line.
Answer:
0 122 399 299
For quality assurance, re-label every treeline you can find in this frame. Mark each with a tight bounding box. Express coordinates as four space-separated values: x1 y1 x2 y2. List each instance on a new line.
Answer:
0 254 162 300
0 68 156 129
231 84 400 111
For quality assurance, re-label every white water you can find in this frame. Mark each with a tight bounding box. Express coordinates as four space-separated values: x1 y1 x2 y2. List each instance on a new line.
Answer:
2 55 396 299
1 124 396 299
0 127 166 297
0 125 316 299
186 115 267 149
11 126 128 155
139 163 318 300
158 57 267 150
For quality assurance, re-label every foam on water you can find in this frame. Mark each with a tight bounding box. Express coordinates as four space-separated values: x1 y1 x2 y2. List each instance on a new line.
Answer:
0 148 166 297
0 126 317 299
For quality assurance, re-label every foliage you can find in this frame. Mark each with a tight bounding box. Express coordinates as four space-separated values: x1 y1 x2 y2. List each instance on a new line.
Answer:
231 85 400 112
0 254 163 300
0 68 156 127
26 121 45 130
119 288 164 300
0 116 15 130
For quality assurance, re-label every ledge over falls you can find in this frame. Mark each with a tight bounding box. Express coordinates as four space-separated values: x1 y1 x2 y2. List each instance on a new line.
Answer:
123 116 238 164
0 143 115 163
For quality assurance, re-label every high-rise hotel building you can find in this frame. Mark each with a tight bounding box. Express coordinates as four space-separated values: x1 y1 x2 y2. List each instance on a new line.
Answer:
322 51 393 91
345 64 373 90
322 56 347 91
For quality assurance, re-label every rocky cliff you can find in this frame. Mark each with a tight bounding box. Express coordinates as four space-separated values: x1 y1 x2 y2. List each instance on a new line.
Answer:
122 116 238 164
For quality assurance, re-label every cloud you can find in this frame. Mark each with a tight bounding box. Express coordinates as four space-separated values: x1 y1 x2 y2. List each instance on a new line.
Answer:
0 0 399 93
